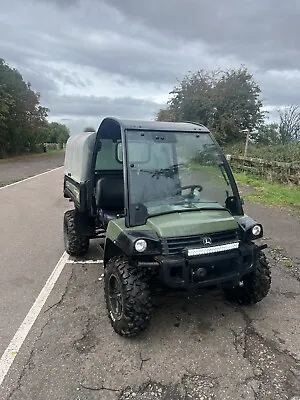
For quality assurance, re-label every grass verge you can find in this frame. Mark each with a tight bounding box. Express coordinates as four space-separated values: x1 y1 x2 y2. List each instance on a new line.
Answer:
0 148 65 163
233 171 300 207
0 179 19 188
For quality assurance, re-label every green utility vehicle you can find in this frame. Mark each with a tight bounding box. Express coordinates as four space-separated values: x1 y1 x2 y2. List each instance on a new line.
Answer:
63 117 271 337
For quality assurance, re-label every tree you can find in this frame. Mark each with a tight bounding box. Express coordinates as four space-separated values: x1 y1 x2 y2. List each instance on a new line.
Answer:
156 67 265 145
277 105 300 144
46 121 70 144
212 68 265 143
155 108 175 122
0 58 49 156
254 123 280 145
39 121 70 149
0 84 14 157
0 58 69 157
84 126 96 132
166 69 217 126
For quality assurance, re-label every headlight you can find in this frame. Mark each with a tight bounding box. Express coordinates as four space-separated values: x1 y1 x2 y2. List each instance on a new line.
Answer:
252 225 262 236
134 239 147 253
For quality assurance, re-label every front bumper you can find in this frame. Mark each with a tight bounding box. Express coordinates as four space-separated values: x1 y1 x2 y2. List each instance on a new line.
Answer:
138 242 267 289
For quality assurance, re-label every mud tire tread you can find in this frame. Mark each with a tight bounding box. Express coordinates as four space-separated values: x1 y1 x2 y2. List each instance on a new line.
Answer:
104 255 152 337
224 248 271 305
63 209 89 256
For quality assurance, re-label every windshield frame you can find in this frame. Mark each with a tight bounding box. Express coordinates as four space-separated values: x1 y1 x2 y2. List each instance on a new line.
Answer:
122 127 244 228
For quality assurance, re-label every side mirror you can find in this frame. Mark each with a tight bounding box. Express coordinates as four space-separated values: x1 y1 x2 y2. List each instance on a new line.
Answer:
115 140 151 164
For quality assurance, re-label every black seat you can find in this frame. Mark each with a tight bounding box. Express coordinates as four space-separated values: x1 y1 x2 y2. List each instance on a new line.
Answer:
95 176 124 227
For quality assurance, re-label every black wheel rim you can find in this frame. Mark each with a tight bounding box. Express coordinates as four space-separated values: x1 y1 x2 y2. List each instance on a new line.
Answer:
108 274 123 320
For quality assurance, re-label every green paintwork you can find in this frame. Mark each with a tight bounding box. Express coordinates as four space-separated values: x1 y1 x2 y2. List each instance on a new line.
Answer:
106 209 239 241
145 210 238 237
106 217 149 241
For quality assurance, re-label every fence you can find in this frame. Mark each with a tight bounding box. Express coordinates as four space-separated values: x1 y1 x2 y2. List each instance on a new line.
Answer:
45 143 60 150
226 155 300 185
42 143 66 151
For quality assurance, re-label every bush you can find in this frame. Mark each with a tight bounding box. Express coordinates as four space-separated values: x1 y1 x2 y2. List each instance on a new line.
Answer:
224 142 300 164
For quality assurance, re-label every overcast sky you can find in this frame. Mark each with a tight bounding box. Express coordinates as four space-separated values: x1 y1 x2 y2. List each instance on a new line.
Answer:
1 0 300 133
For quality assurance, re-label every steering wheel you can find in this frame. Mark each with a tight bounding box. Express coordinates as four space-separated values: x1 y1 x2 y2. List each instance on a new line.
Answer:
181 184 203 197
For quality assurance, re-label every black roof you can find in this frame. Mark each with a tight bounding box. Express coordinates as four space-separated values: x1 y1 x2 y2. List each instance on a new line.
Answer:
102 117 210 133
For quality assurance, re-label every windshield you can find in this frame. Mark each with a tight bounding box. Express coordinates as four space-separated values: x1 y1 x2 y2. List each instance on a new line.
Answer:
125 129 238 220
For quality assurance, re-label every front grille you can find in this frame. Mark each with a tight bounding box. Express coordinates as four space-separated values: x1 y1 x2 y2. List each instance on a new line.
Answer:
164 230 239 255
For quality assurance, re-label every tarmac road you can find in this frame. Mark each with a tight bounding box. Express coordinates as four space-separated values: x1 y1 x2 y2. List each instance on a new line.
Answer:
0 156 300 399
0 152 66 187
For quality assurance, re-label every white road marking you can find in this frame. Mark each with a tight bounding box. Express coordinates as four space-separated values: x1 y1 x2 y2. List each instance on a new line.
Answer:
0 251 69 386
67 259 103 264
0 166 63 190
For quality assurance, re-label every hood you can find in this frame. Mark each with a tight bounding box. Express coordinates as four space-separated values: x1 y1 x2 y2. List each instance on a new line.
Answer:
145 209 238 238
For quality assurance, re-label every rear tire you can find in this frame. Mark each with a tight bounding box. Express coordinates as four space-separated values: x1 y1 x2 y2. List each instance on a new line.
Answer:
104 255 152 337
224 248 271 305
63 209 89 256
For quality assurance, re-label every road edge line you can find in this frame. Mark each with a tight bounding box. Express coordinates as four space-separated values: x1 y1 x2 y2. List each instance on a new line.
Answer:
0 166 64 190
0 251 69 386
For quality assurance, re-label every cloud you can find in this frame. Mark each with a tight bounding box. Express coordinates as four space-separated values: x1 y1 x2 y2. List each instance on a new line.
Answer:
260 70 300 107
101 0 300 71
46 93 163 119
1 0 300 133
45 92 163 133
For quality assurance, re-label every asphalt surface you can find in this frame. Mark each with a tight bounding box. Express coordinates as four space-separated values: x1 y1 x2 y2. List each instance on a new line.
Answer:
0 153 65 186
0 156 300 399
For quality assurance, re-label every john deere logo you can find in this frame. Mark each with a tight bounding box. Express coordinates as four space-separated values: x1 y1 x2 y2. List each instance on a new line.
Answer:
202 237 212 246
